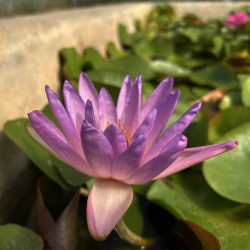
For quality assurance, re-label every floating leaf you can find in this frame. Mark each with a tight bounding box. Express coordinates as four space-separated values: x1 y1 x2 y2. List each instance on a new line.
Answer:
95 54 154 81
208 106 250 142
0 224 43 250
4 119 89 190
123 194 144 235
174 220 221 250
241 76 250 107
219 91 242 110
190 63 239 89
204 122 250 204
60 48 84 80
134 37 173 59
147 171 250 249
150 60 190 77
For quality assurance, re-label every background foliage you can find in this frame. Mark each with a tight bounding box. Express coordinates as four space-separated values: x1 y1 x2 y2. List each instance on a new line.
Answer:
3 4 250 249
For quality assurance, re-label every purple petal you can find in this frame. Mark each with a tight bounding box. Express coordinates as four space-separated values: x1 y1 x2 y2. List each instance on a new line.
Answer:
78 72 99 125
131 108 157 144
81 121 113 178
155 140 239 179
45 85 83 155
139 77 173 123
28 111 96 177
87 179 133 240
120 77 140 136
143 102 201 164
144 90 180 156
98 88 117 131
111 135 147 181
116 75 132 120
125 135 187 185
103 124 127 160
63 80 85 133
85 100 97 128
134 75 142 112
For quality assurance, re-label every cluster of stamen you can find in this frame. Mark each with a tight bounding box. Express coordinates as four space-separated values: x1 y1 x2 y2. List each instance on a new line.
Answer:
104 120 132 147
118 120 132 147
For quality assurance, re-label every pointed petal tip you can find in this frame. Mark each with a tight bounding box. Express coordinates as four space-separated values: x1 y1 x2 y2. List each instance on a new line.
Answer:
231 140 239 147
45 84 50 91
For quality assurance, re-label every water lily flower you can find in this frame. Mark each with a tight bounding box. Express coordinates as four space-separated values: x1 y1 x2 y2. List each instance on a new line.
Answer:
28 73 238 240
224 11 249 27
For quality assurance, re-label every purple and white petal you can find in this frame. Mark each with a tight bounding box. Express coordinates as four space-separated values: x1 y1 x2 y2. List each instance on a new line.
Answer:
144 89 180 156
155 140 239 179
143 102 201 164
45 85 83 155
131 108 157 144
103 124 127 160
81 121 113 178
87 179 133 240
98 88 117 131
125 135 187 185
28 111 96 177
139 77 173 123
120 78 140 136
63 80 85 133
78 72 99 125
111 135 147 181
116 75 132 120
85 100 97 128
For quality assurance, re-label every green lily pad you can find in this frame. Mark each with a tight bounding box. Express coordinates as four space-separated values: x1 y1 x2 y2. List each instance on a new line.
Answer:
241 76 250 107
0 224 43 250
208 106 250 142
204 122 250 204
4 119 89 190
150 60 190 77
60 48 84 80
190 63 239 89
106 42 127 59
123 193 144 235
173 220 221 250
219 91 242 110
147 172 250 249
85 70 126 88
134 37 173 59
95 54 154 81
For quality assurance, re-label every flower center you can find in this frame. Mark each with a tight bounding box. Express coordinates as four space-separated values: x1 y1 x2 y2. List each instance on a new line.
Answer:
118 120 132 147
105 120 132 147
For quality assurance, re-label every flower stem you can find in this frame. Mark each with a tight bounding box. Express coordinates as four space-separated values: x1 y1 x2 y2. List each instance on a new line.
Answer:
115 219 157 247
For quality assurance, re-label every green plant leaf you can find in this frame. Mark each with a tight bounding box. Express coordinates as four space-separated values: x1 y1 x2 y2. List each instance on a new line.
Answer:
4 119 89 190
60 48 84 80
95 54 154 81
204 122 250 204
123 193 144 235
190 63 239 89
208 106 250 142
150 60 190 77
241 76 250 107
119 24 133 46
147 171 250 249
173 220 221 250
0 224 43 250
219 91 242 110
134 37 173 59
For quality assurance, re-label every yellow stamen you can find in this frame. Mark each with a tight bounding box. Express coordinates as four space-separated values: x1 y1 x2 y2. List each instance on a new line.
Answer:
118 120 132 147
